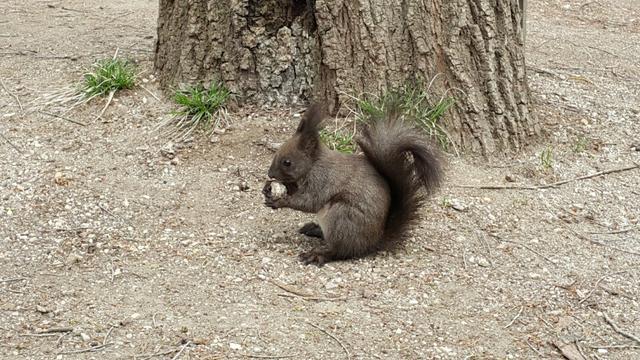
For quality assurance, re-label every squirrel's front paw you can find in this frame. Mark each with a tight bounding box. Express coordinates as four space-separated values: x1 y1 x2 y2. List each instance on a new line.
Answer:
264 196 284 209
263 180 288 209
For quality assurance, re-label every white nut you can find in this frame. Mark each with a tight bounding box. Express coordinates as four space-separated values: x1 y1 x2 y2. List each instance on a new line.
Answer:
271 181 287 199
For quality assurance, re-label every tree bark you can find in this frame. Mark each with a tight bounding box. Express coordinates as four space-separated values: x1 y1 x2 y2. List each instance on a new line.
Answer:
155 0 539 154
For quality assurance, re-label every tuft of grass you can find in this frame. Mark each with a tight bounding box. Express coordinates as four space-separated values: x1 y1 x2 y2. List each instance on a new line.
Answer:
159 82 231 140
321 80 455 154
39 55 138 112
82 58 136 99
540 146 554 169
573 136 589 153
352 80 455 152
440 196 452 208
320 128 357 154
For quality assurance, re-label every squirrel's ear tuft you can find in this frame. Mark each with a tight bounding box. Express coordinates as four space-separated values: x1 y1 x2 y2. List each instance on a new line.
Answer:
296 103 325 136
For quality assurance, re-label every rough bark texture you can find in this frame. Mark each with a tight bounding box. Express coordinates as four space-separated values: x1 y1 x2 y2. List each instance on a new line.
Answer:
155 0 318 105
155 0 539 153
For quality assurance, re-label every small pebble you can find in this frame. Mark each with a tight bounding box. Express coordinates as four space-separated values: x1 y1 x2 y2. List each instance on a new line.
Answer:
450 199 467 212
477 258 490 267
267 142 282 151
66 253 83 264
193 337 209 345
239 181 249 191
160 142 176 159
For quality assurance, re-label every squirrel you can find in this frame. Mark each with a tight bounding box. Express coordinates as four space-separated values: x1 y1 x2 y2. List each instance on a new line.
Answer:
262 103 443 266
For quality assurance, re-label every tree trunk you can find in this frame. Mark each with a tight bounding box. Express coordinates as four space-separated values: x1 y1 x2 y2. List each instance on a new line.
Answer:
155 0 539 154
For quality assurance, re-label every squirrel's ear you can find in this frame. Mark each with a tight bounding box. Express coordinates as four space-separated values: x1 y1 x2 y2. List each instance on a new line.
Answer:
296 103 325 136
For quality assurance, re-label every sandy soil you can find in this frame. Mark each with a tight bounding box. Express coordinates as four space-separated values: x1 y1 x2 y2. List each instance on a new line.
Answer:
1 0 639 359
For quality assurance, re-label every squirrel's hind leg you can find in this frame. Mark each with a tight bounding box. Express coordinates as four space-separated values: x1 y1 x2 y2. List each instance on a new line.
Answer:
299 222 324 239
299 247 336 266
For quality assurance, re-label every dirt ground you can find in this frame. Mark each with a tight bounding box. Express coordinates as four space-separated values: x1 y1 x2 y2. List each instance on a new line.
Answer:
1 0 639 359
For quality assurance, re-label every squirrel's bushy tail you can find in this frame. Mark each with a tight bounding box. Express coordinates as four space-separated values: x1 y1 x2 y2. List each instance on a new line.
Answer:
356 108 443 247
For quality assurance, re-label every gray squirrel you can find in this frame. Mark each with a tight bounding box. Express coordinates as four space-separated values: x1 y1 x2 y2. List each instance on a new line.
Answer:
262 103 442 266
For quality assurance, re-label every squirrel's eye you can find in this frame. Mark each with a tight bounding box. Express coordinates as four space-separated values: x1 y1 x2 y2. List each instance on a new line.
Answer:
282 159 292 167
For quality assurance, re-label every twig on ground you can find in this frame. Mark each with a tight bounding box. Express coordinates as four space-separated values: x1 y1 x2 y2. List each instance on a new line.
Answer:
95 90 115 121
568 228 640 257
97 202 134 228
489 234 557 266
504 306 524 329
108 261 116 282
171 341 192 360
476 230 494 264
528 65 563 78
0 277 26 284
135 349 179 359
457 164 640 191
140 84 161 101
103 326 116 346
603 313 640 345
578 271 627 305
56 332 67 347
599 284 634 300
602 245 640 256
307 322 350 360
588 228 634 235
587 344 640 349
277 293 348 302
97 203 117 218
269 279 345 302
20 333 60 337
31 52 70 59
567 39 619 58
58 343 112 355
60 6 86 13
239 354 299 359
526 340 544 356
0 78 23 111
575 340 588 360
552 340 587 360
539 316 553 329
0 133 23 154
36 327 74 334
269 279 313 297
456 183 536 190
487 162 521 169
462 247 468 270
579 2 597 10
38 110 87 126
